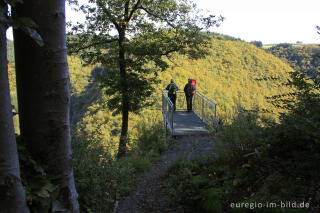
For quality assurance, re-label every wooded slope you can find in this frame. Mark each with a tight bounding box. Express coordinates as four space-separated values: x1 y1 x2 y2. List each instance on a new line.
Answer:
8 35 294 156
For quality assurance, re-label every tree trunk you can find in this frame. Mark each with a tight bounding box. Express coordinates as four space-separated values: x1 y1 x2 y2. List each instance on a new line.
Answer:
12 0 79 212
0 1 29 213
117 98 129 159
117 30 129 159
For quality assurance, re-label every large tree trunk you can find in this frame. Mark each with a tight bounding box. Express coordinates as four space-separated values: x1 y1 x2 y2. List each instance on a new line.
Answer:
0 1 29 213
12 0 79 212
117 30 129 159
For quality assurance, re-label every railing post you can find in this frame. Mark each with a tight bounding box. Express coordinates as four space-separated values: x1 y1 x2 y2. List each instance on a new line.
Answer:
171 108 174 135
164 120 167 145
202 98 204 121
193 90 197 111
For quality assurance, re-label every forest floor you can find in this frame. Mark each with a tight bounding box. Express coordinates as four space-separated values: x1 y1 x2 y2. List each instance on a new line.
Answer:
117 135 215 213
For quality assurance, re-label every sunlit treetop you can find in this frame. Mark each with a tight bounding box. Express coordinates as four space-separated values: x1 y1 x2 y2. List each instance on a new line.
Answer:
67 0 223 66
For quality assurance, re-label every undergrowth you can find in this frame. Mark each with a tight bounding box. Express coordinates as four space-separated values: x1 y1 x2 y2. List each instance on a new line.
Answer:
165 70 320 213
72 115 166 212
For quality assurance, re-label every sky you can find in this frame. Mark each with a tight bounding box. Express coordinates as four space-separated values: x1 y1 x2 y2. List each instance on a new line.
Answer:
7 0 320 44
196 0 320 44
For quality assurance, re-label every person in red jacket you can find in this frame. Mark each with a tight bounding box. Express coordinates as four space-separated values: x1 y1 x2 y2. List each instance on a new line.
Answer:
184 79 196 112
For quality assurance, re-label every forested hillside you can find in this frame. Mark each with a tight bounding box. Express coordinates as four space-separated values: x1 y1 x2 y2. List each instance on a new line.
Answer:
164 41 320 212
8 35 294 156
60 35 294 158
8 56 92 132
3 0 318 210
65 35 320 212
8 35 313 212
267 43 320 78
157 35 293 117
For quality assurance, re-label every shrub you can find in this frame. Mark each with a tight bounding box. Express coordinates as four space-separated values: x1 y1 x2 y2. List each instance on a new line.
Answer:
72 110 166 212
165 156 225 211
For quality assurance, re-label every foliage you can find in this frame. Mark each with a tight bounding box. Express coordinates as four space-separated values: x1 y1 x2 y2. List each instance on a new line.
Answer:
156 35 294 121
165 64 320 212
66 34 296 165
7 39 14 63
268 43 320 79
72 114 165 212
16 137 67 213
95 65 158 114
7 56 92 133
131 109 166 155
73 100 121 158
8 35 296 153
8 62 20 134
7 33 301 211
69 67 166 212
165 156 225 213
67 0 223 157
211 32 244 42
250 40 263 48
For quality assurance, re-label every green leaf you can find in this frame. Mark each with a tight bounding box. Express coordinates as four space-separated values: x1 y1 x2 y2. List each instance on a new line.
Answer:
35 188 50 198
33 163 46 176
43 183 56 193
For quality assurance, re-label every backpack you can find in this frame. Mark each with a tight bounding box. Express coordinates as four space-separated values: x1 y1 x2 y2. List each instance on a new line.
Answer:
168 83 177 95
189 79 196 95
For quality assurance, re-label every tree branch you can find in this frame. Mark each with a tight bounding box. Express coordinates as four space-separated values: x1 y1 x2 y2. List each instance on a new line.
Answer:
68 38 118 54
124 0 130 20
96 0 120 32
137 6 176 28
127 0 142 22
161 48 179 57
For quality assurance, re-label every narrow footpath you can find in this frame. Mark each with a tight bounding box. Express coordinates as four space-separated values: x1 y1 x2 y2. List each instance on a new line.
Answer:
117 135 215 213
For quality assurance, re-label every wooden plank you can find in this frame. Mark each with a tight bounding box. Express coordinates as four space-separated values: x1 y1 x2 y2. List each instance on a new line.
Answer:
172 111 209 136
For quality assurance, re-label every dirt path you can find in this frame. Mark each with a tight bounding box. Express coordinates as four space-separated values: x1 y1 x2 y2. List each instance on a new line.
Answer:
117 135 215 213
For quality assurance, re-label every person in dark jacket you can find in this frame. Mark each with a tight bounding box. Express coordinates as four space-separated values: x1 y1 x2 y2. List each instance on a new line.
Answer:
184 79 194 112
165 79 179 111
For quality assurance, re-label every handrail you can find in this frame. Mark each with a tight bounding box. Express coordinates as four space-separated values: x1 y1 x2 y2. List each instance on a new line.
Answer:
162 89 218 135
162 90 174 133
196 91 217 106
193 91 217 125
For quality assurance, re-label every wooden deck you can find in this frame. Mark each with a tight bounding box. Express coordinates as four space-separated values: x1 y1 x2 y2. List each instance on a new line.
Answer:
172 111 209 136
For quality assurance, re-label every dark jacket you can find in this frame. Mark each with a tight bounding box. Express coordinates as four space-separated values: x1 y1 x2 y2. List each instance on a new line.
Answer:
166 83 179 95
184 83 193 96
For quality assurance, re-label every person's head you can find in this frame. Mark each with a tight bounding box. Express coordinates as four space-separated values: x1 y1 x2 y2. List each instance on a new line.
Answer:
171 78 174 83
188 78 191 83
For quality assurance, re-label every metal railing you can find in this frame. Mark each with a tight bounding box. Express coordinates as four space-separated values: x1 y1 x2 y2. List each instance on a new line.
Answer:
193 91 217 127
162 90 174 133
162 90 218 134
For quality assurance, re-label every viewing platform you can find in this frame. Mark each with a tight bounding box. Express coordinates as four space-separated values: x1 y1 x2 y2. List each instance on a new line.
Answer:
162 91 217 137
172 111 209 136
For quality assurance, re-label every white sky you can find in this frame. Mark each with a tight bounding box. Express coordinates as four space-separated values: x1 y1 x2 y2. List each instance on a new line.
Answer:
196 0 320 44
7 0 320 44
